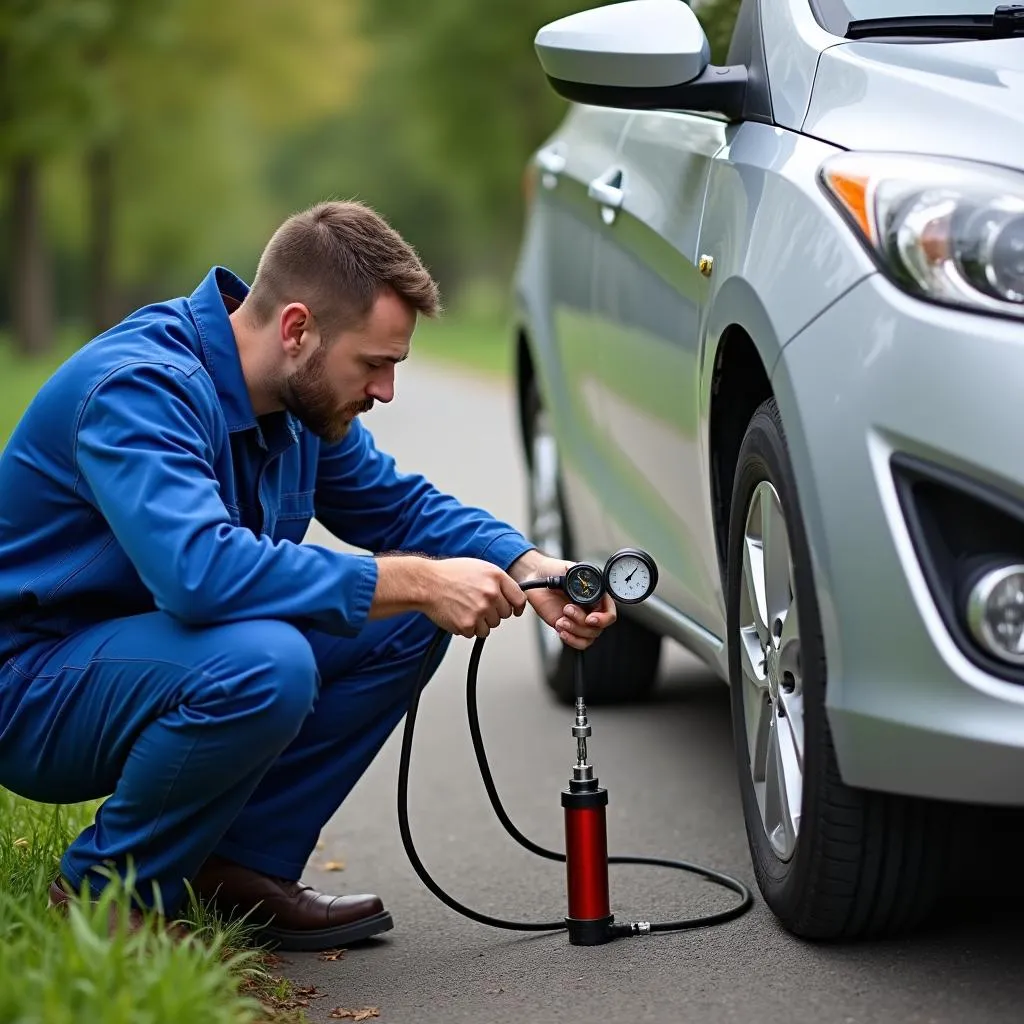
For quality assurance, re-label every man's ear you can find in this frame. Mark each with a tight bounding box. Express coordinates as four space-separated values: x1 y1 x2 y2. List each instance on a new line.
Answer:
279 303 316 357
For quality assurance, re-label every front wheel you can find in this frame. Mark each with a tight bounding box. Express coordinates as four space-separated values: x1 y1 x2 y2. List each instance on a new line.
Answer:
523 374 661 705
727 397 968 939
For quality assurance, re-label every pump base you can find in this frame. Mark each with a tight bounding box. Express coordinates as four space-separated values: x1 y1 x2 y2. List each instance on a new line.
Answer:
565 914 615 946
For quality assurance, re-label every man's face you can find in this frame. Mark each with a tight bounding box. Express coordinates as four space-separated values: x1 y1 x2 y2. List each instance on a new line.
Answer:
284 289 414 444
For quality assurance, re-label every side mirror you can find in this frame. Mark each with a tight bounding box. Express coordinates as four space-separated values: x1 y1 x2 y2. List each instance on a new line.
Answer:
534 0 747 120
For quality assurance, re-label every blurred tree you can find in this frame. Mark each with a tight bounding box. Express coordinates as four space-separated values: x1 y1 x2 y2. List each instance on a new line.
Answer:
78 0 181 336
266 85 463 301
359 0 602 290
0 1 109 352
1 0 369 347
693 0 743 64
84 0 369 325
356 0 743 294
1 0 746 349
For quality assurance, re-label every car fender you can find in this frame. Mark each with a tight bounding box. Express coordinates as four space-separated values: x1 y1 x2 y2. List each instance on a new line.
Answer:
696 123 875 448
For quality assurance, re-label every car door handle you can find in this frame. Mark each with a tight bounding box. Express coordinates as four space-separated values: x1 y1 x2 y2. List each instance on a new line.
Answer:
587 170 624 210
536 146 566 176
535 145 566 190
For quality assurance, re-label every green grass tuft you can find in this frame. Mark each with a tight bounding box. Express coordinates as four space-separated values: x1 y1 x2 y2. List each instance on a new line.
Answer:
0 790 311 1022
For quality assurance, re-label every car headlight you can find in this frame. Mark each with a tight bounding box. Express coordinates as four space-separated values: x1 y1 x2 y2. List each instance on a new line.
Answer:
820 153 1024 318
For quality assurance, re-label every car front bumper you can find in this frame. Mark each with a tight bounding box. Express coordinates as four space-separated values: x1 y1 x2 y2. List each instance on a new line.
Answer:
774 272 1024 805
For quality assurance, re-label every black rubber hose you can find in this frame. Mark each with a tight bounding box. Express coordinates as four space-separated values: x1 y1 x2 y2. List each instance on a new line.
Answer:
397 588 755 937
397 626 563 931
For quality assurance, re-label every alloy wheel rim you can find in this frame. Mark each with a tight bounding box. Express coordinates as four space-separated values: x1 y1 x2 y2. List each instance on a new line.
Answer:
529 407 565 669
738 480 804 861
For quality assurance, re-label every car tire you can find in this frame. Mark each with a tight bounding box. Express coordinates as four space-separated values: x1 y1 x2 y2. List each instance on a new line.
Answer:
523 374 661 705
727 397 972 939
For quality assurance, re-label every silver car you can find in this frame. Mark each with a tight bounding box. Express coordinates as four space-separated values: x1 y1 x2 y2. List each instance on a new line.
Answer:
512 0 1024 941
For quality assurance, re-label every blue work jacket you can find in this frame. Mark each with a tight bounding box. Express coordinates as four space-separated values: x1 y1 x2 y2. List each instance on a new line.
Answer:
0 267 534 668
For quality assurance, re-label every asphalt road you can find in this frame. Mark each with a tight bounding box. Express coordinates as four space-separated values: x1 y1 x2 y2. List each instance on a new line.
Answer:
283 360 1024 1024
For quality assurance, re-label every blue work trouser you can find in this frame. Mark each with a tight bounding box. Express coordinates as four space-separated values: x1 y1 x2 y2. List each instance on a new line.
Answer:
0 609 450 913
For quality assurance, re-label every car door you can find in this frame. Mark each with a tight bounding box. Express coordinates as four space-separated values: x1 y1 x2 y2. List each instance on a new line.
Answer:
527 104 633 563
587 108 728 631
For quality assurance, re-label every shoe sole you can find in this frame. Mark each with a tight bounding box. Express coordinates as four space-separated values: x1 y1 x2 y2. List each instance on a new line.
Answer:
259 910 394 952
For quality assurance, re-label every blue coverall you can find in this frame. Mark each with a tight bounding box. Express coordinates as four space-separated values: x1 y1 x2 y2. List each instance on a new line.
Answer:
0 267 534 912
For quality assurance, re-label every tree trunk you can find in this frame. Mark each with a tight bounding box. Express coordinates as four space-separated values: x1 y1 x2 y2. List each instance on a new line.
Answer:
87 144 115 336
10 157 53 355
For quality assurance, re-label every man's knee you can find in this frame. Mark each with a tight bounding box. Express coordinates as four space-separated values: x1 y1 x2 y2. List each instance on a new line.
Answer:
384 614 452 700
406 611 450 657
377 612 451 671
202 619 318 737
306 613 452 709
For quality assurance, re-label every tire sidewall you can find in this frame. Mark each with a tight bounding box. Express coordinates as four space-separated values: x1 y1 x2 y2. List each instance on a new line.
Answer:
523 378 575 695
726 400 830 921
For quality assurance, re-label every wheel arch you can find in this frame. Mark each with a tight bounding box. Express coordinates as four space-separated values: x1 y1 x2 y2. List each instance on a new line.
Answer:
515 326 535 460
704 278 782 582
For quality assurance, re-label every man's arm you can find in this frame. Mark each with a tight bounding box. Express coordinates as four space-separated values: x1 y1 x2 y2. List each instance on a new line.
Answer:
314 420 536 573
76 362 378 635
313 420 617 646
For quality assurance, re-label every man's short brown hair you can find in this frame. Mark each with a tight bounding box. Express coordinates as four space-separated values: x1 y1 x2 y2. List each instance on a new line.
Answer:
245 200 441 339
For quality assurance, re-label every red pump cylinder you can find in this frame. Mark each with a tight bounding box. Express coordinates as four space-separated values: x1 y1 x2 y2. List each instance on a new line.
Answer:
565 804 610 919
562 779 614 944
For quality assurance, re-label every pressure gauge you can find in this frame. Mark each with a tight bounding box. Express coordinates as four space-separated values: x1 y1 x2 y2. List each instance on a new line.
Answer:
564 562 605 607
603 549 658 605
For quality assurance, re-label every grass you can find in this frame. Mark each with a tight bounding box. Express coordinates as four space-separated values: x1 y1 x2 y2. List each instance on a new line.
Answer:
412 305 513 378
0 790 312 1024
0 331 83 446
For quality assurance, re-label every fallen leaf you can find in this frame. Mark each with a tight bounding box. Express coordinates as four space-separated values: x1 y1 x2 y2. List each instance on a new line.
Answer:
323 860 346 871
330 1008 379 1021
319 948 346 961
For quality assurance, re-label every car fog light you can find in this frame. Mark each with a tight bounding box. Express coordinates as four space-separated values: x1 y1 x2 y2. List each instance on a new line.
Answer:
966 565 1024 665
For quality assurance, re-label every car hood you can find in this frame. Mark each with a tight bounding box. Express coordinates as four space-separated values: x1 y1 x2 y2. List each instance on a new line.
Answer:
803 37 1024 172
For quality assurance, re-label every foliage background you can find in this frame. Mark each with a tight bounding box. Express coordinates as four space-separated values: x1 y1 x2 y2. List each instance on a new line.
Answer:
0 0 742 354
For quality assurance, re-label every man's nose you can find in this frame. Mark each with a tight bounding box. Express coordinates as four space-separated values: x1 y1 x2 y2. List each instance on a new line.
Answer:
366 368 395 404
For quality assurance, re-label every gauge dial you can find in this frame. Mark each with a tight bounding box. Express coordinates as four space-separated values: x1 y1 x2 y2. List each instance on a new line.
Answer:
565 562 604 607
604 549 658 605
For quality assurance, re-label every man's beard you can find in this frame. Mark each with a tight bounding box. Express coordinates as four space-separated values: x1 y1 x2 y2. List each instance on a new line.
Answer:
283 345 372 444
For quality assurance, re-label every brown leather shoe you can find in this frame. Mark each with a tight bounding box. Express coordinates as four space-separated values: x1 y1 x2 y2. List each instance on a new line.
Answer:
190 854 393 951
48 878 191 942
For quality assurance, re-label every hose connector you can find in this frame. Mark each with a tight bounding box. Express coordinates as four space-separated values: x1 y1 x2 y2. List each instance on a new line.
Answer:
519 575 565 593
607 921 651 938
572 696 591 767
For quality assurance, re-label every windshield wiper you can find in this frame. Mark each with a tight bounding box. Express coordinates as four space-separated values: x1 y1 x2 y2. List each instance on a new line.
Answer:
846 4 1024 40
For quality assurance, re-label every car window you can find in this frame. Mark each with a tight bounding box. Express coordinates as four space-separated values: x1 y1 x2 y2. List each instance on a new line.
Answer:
813 0 999 33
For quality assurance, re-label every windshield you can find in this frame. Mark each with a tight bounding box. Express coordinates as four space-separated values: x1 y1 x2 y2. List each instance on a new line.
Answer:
844 1 998 15
815 0 1000 33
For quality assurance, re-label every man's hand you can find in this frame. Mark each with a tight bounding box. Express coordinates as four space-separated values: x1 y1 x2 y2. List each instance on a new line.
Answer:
509 549 617 652
371 549 617 649
426 558 528 638
371 555 528 639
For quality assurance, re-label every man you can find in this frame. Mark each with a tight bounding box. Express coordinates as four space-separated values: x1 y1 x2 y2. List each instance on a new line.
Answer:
0 200 615 950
